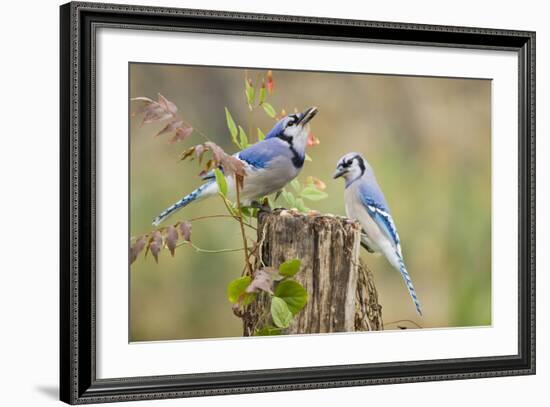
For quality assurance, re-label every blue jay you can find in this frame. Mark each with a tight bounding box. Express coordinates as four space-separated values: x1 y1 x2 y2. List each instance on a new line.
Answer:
152 107 318 226
334 153 422 316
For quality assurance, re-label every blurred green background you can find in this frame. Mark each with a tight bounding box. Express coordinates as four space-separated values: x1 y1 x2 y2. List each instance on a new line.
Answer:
129 63 492 341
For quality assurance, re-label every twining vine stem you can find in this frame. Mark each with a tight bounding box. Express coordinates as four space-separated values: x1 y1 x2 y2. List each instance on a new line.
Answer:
176 241 245 254
235 177 254 276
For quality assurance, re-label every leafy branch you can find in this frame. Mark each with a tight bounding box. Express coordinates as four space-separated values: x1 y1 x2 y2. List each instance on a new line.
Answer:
130 70 326 333
228 259 308 335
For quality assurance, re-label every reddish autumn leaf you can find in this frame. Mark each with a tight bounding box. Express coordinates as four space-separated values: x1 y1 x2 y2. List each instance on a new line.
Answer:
306 176 327 191
155 120 183 138
178 221 192 242
307 132 320 147
169 126 193 143
130 235 147 265
266 70 274 94
165 225 179 257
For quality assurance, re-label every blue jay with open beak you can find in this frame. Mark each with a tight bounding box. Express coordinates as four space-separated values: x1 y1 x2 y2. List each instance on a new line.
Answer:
152 107 318 226
334 153 422 316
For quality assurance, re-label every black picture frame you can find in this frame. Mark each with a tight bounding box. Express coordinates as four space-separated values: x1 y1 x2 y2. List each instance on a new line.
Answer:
60 1 536 404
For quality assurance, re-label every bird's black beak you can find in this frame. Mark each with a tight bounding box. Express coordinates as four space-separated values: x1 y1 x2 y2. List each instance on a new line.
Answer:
333 168 347 179
297 106 318 126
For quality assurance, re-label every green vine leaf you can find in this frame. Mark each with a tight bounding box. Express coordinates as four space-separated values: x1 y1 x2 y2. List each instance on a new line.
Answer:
271 297 293 328
224 107 239 147
290 179 301 192
281 189 296 208
278 259 301 278
294 197 310 213
238 125 249 148
258 81 267 105
274 280 308 315
300 186 328 201
227 276 252 304
261 102 277 118
245 78 255 108
257 128 265 142
214 168 228 197
254 326 283 336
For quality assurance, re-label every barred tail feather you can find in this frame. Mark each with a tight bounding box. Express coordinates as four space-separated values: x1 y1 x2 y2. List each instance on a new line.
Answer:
398 260 423 316
152 182 216 226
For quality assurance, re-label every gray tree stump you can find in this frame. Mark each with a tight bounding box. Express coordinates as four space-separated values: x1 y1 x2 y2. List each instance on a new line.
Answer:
243 209 383 336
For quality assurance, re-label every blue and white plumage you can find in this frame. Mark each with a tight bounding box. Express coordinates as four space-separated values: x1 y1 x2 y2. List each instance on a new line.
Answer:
152 107 318 226
334 153 422 316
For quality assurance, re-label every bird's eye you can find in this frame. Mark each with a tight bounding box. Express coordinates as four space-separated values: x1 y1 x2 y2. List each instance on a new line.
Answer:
287 120 295 127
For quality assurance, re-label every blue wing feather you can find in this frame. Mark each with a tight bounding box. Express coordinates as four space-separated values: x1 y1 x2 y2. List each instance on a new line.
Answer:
237 138 287 168
357 181 402 256
201 138 287 180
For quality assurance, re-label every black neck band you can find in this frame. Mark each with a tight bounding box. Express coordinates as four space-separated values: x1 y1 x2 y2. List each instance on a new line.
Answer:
277 134 304 168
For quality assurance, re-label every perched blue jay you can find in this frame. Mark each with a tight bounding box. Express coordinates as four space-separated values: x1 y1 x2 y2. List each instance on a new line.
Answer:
334 153 422 316
152 107 318 226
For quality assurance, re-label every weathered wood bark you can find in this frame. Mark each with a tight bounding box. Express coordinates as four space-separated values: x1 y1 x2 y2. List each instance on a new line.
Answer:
243 209 383 336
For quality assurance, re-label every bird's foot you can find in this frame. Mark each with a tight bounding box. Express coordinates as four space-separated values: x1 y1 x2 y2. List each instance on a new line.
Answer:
249 199 272 213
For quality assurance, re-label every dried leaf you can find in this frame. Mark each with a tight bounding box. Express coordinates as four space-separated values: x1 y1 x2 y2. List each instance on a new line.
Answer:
235 173 245 190
221 155 246 178
179 146 196 161
130 96 155 116
246 267 278 295
194 144 205 161
130 235 147 265
155 120 183 138
181 141 246 179
165 225 178 257
178 221 192 242
130 94 177 125
157 93 178 115
148 231 163 263
169 126 193 143
142 104 172 125
204 141 225 163
204 158 214 172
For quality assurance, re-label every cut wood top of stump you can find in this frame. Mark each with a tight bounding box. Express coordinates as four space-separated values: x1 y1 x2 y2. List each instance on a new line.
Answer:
260 208 361 230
